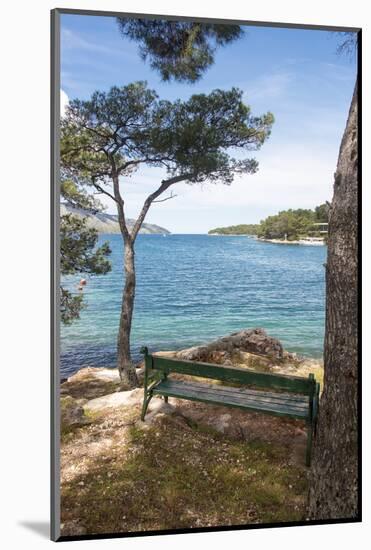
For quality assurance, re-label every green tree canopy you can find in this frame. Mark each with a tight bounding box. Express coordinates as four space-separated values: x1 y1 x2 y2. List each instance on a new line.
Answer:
117 19 243 82
257 205 328 241
61 178 103 213
314 203 329 222
60 180 111 325
208 224 260 235
208 204 328 239
61 81 274 384
61 82 274 198
60 214 111 276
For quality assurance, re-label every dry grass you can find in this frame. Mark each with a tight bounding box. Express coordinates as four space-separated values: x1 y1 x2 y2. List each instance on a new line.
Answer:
60 400 308 536
61 367 123 400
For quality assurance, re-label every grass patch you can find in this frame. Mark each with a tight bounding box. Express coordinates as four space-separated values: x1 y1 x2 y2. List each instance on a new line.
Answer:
61 377 122 400
83 408 107 422
61 412 308 535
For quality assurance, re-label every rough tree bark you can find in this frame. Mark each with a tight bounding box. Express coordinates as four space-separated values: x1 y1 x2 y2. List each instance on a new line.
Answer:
114 174 191 387
307 82 359 519
117 240 139 386
112 170 139 387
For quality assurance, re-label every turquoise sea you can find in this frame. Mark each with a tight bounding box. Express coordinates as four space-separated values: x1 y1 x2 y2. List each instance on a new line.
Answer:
61 234 326 377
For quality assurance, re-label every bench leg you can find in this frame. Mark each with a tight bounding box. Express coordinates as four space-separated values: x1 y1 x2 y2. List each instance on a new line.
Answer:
141 392 152 421
164 396 168 403
306 420 313 467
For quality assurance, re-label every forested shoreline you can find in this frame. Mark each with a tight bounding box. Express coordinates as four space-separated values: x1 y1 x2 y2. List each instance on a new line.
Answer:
208 204 329 240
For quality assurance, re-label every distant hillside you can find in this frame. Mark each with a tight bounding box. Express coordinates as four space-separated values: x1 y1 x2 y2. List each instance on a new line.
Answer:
61 204 171 235
208 224 260 235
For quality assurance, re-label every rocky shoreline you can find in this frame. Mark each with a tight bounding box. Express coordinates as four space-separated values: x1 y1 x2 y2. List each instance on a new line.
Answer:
61 328 323 414
256 237 325 246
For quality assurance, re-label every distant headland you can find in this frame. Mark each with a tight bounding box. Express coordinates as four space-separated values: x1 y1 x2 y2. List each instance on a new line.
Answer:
61 204 171 235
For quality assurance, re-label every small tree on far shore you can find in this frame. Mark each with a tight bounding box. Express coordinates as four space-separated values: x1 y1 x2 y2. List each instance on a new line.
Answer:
61 82 274 386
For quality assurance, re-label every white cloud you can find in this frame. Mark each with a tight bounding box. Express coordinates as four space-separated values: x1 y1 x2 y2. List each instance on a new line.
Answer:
60 89 69 117
95 140 336 233
244 72 294 104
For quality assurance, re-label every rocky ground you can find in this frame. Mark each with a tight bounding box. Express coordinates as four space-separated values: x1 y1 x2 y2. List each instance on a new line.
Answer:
60 329 323 537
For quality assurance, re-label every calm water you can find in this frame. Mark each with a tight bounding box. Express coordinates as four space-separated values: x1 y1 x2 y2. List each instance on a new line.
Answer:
61 234 326 377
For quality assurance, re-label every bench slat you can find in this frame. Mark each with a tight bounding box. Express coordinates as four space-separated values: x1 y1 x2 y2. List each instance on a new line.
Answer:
162 379 309 409
152 379 309 419
152 356 314 395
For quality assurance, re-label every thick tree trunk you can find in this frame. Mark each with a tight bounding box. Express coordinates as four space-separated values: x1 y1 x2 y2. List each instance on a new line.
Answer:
307 83 358 519
117 241 139 387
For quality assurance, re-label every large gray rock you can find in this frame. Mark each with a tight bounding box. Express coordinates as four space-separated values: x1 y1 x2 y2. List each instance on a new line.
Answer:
60 396 88 430
174 328 284 363
140 398 176 425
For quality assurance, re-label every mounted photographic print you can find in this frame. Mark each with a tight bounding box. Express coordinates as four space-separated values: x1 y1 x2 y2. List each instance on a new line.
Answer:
51 8 361 541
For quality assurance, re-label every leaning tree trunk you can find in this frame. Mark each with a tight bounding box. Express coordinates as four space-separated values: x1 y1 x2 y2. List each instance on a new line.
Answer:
307 82 358 519
117 240 139 387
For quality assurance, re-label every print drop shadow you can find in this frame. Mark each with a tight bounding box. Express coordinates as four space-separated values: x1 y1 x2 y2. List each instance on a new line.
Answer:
18 521 50 539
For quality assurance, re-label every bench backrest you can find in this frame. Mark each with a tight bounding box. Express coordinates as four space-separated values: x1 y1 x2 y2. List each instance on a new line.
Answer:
141 348 316 396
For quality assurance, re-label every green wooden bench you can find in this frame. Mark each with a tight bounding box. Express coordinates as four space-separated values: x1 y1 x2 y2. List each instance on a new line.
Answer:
140 347 320 466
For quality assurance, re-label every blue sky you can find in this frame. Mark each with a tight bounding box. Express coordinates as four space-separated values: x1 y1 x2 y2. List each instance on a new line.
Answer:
61 14 357 233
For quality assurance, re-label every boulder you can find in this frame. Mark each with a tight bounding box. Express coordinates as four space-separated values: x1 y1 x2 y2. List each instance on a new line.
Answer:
60 396 87 430
170 328 285 363
84 388 143 412
140 398 177 425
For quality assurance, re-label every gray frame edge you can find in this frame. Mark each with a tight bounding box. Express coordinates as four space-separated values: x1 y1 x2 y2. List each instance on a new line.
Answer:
51 8 61 543
53 7 361 32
